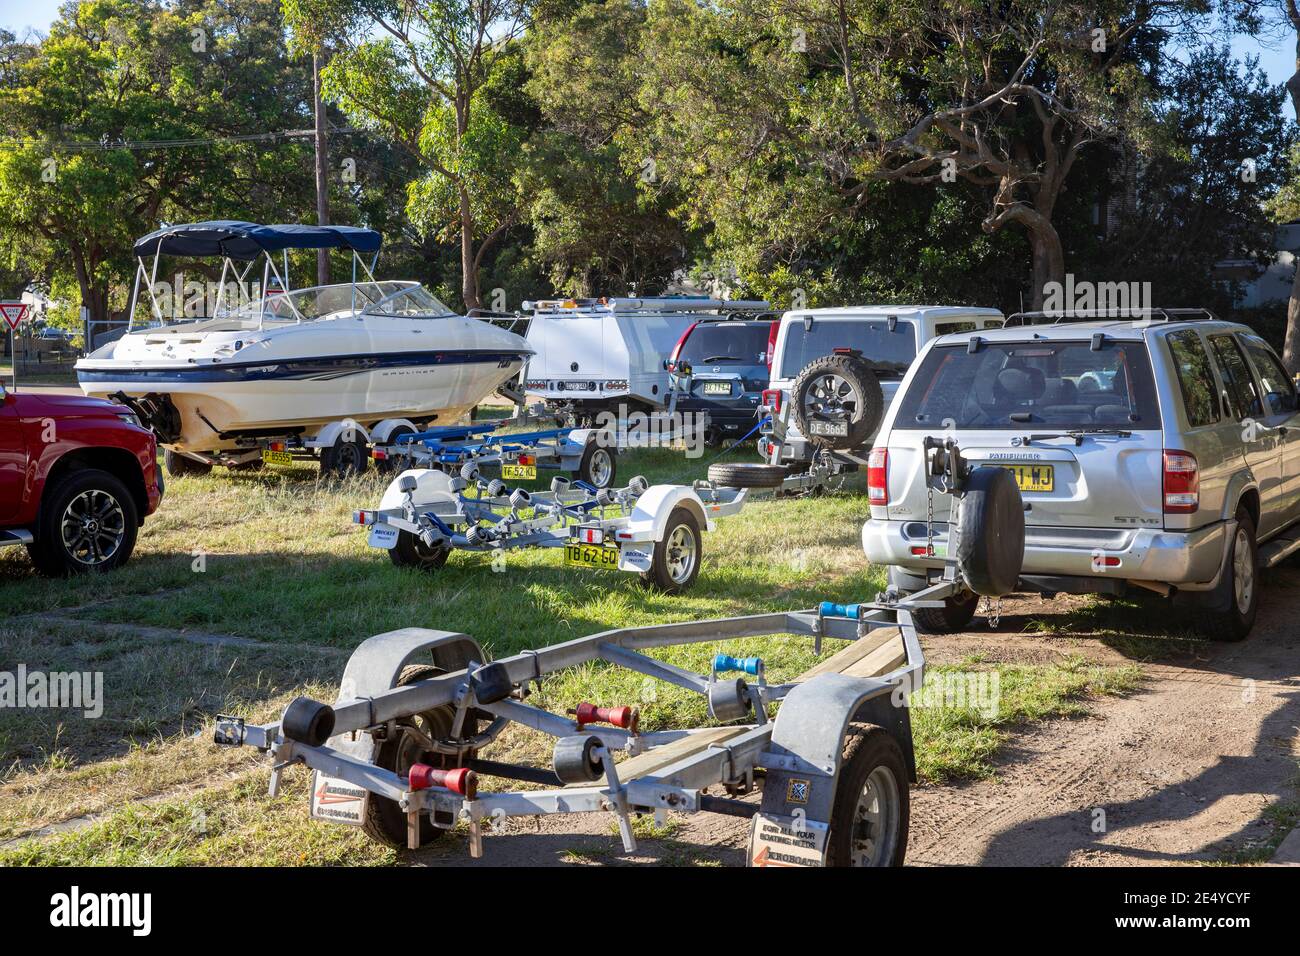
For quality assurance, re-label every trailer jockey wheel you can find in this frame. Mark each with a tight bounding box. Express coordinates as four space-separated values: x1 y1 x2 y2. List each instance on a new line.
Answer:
640 506 701 594
825 724 909 867
364 664 474 849
578 442 616 489
553 735 605 784
388 531 451 572
320 433 369 478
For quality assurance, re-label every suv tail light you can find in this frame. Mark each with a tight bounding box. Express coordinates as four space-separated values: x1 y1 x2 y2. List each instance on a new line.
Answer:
765 320 778 370
669 321 698 367
867 447 889 504
761 388 782 413
1163 450 1199 513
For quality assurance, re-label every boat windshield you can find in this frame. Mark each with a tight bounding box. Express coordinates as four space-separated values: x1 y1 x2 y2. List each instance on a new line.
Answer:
220 281 455 323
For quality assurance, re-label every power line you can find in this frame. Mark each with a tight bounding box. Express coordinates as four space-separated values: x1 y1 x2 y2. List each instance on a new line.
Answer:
0 126 366 151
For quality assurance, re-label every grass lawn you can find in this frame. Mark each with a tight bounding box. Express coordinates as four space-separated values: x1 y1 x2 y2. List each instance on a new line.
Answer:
0 441 1143 865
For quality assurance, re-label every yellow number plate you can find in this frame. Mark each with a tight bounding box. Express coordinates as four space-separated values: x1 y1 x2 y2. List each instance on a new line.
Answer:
501 463 536 480
1002 463 1054 492
564 543 620 570
262 450 293 466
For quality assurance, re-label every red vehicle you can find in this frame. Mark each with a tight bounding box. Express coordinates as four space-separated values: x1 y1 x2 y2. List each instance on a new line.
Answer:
0 381 163 575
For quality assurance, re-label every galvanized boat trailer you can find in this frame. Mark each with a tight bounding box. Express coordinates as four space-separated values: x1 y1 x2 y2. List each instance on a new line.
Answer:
216 439 1022 866
355 465 747 593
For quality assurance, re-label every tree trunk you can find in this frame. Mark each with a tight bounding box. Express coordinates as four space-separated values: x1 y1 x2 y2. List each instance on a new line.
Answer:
313 50 331 288
459 188 480 311
1028 222 1066 311
1285 264 1300 375
1284 31 1300 371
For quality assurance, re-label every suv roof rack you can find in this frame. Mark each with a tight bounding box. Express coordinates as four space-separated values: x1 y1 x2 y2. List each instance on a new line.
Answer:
522 296 771 315
1004 308 1220 327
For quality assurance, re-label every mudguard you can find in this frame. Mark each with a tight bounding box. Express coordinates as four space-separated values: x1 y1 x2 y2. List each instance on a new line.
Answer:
309 418 371 450
369 418 418 445
310 628 485 828
377 468 455 511
748 672 911 867
624 485 710 539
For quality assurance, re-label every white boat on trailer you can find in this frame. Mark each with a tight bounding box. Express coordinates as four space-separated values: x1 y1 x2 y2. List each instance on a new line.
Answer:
76 220 533 477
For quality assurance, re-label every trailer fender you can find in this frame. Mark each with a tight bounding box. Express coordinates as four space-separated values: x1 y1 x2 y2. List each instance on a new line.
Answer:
311 628 486 825
748 672 907 866
369 418 418 445
625 485 710 539
377 468 455 511
566 427 617 449
308 419 371 450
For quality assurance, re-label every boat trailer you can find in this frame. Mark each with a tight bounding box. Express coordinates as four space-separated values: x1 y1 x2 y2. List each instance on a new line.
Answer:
369 422 619 489
355 464 747 593
218 439 1025 866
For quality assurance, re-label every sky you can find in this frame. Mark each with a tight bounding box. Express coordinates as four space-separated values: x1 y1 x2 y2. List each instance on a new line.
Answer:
0 1 1296 113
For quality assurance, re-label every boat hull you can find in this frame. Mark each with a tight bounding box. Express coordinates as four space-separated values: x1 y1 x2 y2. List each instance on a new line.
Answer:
78 313 532 452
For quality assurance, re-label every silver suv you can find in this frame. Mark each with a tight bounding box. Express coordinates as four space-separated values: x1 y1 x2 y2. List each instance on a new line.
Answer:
862 310 1300 640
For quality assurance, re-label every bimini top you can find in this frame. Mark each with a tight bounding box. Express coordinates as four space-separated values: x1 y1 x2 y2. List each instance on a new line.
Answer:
133 220 383 261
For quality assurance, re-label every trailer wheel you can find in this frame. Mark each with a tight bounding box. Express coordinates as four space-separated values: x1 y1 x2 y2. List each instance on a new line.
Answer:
388 531 451 571
825 724 908 867
164 448 211 477
577 441 616 489
375 426 414 475
640 506 701 594
955 465 1025 597
706 462 788 488
363 664 470 849
791 353 884 451
320 433 369 478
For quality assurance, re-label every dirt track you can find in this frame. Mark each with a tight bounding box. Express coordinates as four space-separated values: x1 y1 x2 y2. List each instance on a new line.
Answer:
420 568 1300 867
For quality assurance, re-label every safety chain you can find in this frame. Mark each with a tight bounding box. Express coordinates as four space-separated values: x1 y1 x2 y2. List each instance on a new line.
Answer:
980 597 1002 629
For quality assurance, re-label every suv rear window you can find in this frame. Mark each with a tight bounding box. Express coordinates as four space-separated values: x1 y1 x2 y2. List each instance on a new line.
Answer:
782 319 916 377
1166 330 1220 427
895 340 1160 429
678 323 770 365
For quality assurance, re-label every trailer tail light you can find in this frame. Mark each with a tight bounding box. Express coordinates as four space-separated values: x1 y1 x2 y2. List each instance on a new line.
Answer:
669 321 698 366
371 448 388 461
408 765 477 798
765 320 779 370
518 454 535 466
268 440 286 452
1163 450 1199 514
761 389 782 414
867 448 889 505
353 510 374 525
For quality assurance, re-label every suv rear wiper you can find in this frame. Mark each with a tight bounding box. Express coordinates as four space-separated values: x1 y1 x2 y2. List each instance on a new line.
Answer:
1024 428 1133 446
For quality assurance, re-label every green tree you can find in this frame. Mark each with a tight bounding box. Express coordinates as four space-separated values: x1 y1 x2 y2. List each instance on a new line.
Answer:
285 0 537 309
628 0 1208 309
0 0 319 326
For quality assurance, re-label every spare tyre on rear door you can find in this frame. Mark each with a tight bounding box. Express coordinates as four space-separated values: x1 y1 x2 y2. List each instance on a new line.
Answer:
792 351 885 450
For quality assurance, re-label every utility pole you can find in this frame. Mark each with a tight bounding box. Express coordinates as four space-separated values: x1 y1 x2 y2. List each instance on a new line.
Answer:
313 49 331 287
